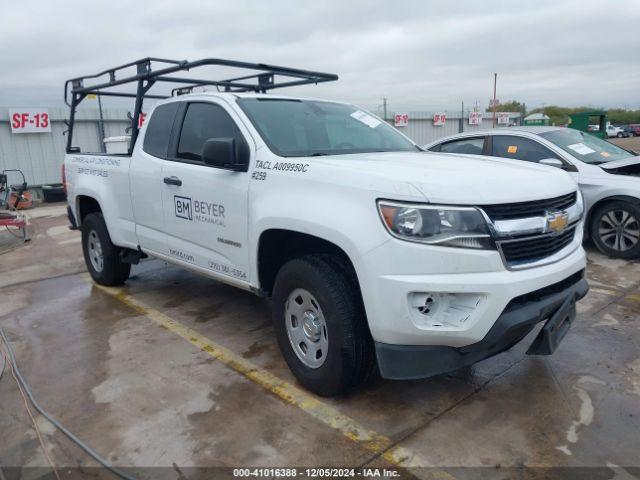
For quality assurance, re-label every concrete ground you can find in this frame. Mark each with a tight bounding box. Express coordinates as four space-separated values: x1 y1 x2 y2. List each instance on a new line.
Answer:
611 135 640 152
0 205 639 479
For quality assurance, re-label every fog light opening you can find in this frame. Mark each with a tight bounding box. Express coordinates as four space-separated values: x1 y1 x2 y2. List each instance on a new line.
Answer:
409 292 485 330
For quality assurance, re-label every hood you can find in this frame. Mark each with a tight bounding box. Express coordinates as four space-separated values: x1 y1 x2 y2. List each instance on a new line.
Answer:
311 151 577 204
599 156 640 176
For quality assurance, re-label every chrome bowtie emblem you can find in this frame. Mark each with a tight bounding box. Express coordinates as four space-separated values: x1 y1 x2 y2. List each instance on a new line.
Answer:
546 210 569 233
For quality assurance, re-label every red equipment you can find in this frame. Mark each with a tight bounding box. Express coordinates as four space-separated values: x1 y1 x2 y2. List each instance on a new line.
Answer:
0 170 30 242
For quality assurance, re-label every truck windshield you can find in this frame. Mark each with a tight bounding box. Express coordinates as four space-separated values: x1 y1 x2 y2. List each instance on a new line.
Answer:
237 98 419 157
540 128 634 164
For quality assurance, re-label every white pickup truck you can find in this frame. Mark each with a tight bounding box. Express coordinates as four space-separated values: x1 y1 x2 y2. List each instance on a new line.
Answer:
64 59 588 396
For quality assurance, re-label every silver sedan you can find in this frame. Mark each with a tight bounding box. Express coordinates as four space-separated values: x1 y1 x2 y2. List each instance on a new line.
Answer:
424 127 640 259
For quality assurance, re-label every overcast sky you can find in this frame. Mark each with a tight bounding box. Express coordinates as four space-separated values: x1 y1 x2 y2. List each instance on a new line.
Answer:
1 0 639 114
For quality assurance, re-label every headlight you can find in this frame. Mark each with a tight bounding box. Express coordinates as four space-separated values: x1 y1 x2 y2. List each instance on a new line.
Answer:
378 201 493 249
576 190 584 218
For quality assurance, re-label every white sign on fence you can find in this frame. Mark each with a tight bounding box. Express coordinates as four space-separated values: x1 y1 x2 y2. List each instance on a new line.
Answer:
468 111 483 126
497 112 510 125
9 108 51 133
433 113 446 126
394 113 409 127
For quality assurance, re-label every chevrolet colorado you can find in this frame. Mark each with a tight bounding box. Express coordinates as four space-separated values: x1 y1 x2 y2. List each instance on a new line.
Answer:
64 58 588 396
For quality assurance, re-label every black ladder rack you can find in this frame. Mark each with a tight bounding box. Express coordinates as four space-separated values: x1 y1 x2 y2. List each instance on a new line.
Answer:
64 57 338 154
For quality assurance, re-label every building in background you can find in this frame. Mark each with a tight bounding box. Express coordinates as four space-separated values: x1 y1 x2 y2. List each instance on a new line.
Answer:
2 107 521 187
523 113 551 126
386 111 522 146
0 108 129 187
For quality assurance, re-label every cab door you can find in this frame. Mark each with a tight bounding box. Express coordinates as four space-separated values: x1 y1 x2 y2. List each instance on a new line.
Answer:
130 102 180 254
160 100 252 284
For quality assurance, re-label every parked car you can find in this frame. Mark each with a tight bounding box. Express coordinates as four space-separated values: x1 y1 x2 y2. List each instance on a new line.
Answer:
623 124 640 137
425 127 640 259
606 124 627 138
64 59 588 396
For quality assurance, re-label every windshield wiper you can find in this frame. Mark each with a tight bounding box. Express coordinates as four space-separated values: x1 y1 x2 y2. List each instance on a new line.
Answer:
309 152 330 156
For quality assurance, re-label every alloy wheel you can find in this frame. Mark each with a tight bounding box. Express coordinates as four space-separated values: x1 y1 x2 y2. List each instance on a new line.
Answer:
598 209 640 252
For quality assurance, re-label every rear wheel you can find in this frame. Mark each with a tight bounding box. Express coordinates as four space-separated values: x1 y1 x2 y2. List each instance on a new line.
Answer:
590 201 640 259
272 254 375 396
82 212 131 285
617 132 623 138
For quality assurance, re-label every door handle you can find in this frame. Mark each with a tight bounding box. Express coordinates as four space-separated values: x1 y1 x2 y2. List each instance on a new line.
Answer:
163 176 182 186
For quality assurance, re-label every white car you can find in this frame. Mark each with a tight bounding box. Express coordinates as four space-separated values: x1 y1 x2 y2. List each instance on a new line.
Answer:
425 127 640 258
63 58 588 396
606 124 625 138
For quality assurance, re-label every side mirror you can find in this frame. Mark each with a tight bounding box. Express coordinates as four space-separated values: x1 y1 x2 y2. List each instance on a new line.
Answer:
539 158 564 169
202 138 247 171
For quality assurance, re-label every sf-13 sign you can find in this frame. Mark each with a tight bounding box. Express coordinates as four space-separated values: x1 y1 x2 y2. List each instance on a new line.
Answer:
9 108 51 133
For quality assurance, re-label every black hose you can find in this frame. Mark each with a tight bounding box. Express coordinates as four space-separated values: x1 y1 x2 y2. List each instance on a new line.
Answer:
0 327 137 480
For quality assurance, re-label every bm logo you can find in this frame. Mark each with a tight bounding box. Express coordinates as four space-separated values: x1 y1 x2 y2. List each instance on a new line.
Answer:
174 195 193 221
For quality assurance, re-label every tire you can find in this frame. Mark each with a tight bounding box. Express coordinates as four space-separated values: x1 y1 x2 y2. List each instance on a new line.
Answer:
272 254 375 396
617 132 623 138
589 201 640 259
81 212 131 286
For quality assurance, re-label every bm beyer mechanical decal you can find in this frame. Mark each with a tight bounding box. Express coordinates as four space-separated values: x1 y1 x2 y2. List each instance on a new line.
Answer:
174 195 226 227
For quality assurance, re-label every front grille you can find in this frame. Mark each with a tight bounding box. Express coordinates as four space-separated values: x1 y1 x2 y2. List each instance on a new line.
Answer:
480 192 577 221
499 226 576 265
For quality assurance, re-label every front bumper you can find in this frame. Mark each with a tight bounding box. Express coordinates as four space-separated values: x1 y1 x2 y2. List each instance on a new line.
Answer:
355 229 586 347
376 270 588 380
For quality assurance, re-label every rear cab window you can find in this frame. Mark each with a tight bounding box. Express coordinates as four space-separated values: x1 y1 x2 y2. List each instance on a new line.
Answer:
142 102 180 158
431 137 485 155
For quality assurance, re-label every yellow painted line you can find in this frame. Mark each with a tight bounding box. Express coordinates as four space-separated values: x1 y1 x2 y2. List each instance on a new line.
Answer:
86 276 455 477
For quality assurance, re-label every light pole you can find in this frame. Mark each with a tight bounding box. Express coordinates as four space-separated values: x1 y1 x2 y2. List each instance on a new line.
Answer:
492 73 497 128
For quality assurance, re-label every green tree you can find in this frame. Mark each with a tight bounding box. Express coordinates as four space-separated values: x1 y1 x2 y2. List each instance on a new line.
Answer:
527 106 640 126
486 100 525 113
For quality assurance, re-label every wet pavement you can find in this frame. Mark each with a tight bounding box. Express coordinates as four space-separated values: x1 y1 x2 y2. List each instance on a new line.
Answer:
0 205 639 479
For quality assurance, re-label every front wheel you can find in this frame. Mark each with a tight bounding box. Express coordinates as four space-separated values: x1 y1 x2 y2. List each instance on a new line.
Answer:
617 132 624 138
81 212 131 285
590 201 640 259
272 254 375 396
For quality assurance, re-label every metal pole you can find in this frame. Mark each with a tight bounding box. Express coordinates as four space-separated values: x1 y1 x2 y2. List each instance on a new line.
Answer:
460 101 464 133
66 94 78 153
492 73 497 128
129 80 146 154
97 91 106 153
383 97 387 121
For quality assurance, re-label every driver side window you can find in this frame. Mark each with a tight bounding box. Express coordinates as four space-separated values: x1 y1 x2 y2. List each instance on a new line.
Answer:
490 135 560 163
176 103 247 162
